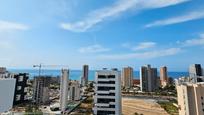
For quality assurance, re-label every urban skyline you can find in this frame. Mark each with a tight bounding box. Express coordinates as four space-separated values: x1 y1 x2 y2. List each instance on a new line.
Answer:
0 0 204 71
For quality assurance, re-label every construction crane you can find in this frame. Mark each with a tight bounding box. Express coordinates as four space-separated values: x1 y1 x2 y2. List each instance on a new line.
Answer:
33 63 69 76
33 63 42 77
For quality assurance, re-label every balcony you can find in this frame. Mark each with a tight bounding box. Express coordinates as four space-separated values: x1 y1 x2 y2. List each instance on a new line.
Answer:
95 95 115 99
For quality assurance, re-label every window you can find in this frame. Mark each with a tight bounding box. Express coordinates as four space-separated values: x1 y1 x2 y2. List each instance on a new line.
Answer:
97 110 115 115
98 81 115 84
98 75 106 79
97 98 115 103
18 76 24 82
16 95 21 101
98 93 115 96
17 86 22 90
24 87 28 92
24 95 28 100
109 105 115 108
108 75 115 78
98 75 115 79
98 86 115 91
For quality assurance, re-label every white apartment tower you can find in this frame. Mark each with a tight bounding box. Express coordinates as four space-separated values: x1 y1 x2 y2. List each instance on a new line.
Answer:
177 83 204 115
60 69 69 113
93 69 121 115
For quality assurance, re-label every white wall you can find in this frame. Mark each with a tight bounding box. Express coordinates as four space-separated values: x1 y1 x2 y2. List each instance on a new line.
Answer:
60 69 69 112
0 79 16 113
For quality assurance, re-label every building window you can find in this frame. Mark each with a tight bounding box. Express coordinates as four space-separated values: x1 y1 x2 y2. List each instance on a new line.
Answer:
97 98 115 103
98 81 115 84
98 86 115 91
16 95 21 101
201 96 203 100
98 75 106 79
24 95 28 100
17 86 22 90
18 76 24 82
24 87 28 92
108 75 115 78
97 110 115 114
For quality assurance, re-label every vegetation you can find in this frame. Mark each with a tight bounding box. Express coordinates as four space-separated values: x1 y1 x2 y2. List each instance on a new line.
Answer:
158 101 178 115
85 82 94 93
155 85 177 97
72 96 93 115
134 112 143 115
24 104 43 115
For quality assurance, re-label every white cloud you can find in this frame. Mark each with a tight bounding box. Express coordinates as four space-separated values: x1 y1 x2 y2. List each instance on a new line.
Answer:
78 44 110 53
145 10 204 28
60 0 188 32
181 34 204 47
123 42 156 50
98 48 181 60
0 20 29 32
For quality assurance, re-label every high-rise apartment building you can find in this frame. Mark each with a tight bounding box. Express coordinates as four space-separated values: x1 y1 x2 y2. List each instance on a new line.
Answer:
60 69 69 113
68 80 80 101
81 65 89 86
0 78 16 113
33 76 50 104
121 67 133 89
160 66 168 87
93 69 121 115
189 64 203 77
177 83 204 115
13 73 29 105
140 65 158 92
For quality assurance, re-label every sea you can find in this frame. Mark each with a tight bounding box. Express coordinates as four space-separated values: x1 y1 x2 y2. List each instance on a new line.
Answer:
8 69 189 81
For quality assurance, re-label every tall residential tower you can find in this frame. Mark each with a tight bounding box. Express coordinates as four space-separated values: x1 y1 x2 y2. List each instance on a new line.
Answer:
121 67 133 89
160 66 168 87
93 69 121 115
81 65 89 86
33 76 50 104
60 69 69 113
189 64 203 77
177 83 204 115
140 65 158 92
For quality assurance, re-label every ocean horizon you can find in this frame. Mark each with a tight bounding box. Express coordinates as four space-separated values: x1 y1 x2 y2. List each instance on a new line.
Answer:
8 69 189 81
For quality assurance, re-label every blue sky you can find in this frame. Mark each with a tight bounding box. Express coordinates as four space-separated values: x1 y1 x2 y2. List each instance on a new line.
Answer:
0 0 204 71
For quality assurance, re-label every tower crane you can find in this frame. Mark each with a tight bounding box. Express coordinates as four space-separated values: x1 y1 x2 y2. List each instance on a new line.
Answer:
33 63 69 76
